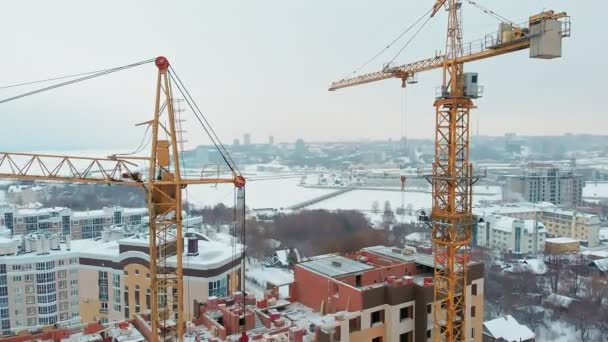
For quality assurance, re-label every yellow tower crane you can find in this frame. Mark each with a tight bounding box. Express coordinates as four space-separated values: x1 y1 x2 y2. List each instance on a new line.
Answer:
329 2 569 341
0 57 246 342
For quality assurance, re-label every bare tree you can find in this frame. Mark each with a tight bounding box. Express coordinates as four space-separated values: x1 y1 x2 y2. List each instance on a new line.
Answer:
371 200 380 214
567 299 598 342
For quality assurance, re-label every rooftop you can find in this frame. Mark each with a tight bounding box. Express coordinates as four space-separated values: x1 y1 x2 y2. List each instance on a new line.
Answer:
545 237 579 244
0 229 243 270
483 315 535 341
298 255 373 278
361 245 435 268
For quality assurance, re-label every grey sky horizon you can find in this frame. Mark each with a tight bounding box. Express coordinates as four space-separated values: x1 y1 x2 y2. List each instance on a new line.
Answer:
1 0 603 151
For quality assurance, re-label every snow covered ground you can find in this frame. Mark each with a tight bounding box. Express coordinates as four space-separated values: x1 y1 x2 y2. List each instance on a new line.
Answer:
306 185 501 212
186 177 333 210
537 320 585 342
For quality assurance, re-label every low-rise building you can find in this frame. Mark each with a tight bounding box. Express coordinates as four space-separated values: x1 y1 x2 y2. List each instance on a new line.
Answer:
475 215 545 255
482 315 535 342
544 237 580 254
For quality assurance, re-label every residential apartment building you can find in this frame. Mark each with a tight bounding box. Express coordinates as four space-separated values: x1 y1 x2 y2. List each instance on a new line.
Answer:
290 246 485 342
0 223 243 338
502 166 583 207
474 203 601 247
541 208 600 247
0 206 147 239
474 215 546 255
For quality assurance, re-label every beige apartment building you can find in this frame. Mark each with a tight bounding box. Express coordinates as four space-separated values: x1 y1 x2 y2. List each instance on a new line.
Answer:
0 225 243 338
474 203 600 247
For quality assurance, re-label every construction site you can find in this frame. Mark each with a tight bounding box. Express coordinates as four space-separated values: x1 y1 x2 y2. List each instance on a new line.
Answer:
1 1 593 342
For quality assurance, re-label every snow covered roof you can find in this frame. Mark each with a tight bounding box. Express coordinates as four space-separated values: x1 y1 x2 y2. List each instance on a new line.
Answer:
299 255 373 277
504 259 548 275
600 228 608 241
545 293 575 309
589 258 608 272
545 237 579 244
483 315 535 341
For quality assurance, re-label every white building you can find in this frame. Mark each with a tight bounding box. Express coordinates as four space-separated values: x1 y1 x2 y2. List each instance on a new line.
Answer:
475 214 545 255
0 221 243 338
474 202 601 247
0 206 147 239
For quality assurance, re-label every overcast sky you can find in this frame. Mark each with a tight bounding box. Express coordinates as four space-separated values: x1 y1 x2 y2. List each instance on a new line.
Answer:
0 0 603 151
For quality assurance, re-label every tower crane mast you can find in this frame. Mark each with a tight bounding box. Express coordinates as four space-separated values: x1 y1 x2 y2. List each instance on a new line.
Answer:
329 2 569 341
0 57 246 342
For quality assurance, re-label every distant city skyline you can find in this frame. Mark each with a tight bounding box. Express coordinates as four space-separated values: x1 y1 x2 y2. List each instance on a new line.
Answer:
1 0 604 151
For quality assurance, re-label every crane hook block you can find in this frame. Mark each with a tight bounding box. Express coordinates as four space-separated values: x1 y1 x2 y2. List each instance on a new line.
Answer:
234 175 246 188
155 56 170 70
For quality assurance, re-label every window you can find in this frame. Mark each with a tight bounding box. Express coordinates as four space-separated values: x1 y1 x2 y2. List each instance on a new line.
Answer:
70 279 78 287
355 274 362 287
15 287 23 294
370 309 384 325
58 270 66 278
13 275 22 282
208 278 227 298
58 260 64 266
125 307 130 319
59 291 67 300
400 305 413 321
59 280 67 289
349 317 361 333
26 296 35 304
471 305 476 318
59 302 68 310
427 329 432 339
100 302 108 313
471 328 475 338
28 318 36 326
400 332 413 342
36 261 55 271
15 298 23 305
25 274 34 282
135 269 139 275
146 273 150 279
372 337 383 342
472 283 477 296
38 304 57 315
36 272 55 283
427 304 432 314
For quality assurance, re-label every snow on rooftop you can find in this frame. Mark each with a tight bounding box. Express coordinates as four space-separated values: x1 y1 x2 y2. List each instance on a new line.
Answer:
600 227 608 241
545 293 575 309
504 259 547 275
590 258 608 272
483 315 535 341
582 250 608 259
545 237 579 244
